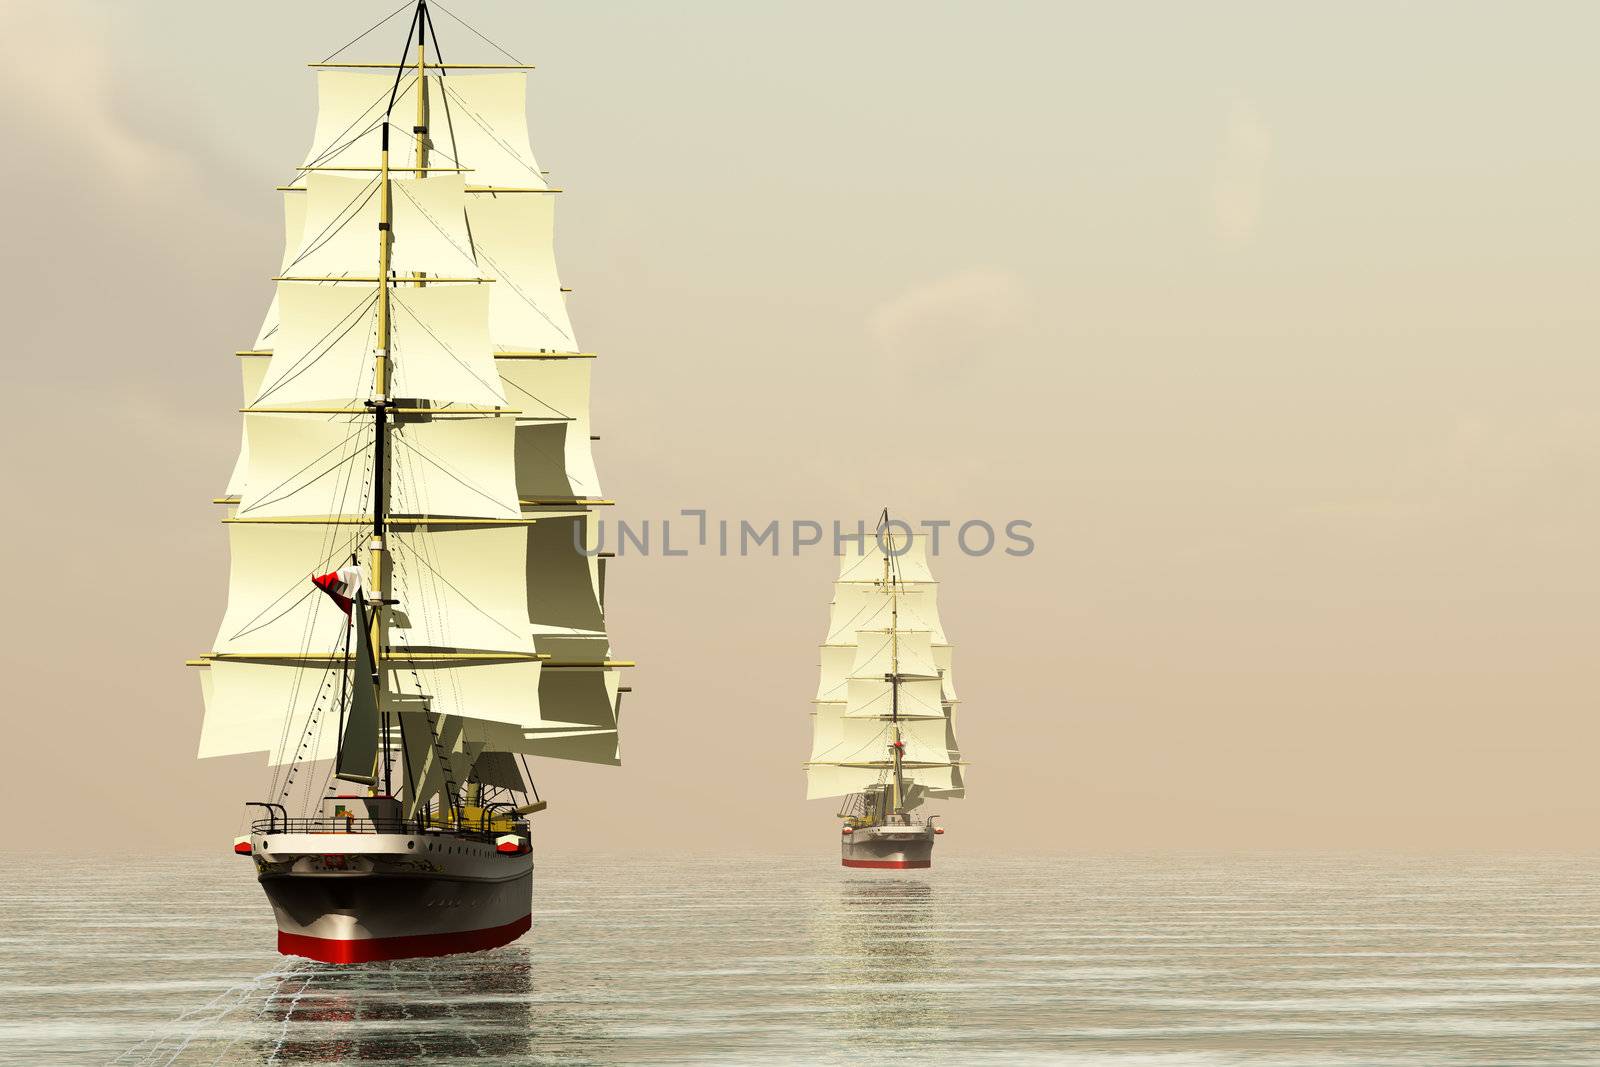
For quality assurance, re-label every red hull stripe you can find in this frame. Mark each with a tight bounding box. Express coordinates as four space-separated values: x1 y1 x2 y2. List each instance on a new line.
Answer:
278 913 531 964
842 858 932 869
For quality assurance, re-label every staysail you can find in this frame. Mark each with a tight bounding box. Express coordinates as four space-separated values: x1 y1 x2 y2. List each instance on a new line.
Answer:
807 526 964 807
197 57 623 815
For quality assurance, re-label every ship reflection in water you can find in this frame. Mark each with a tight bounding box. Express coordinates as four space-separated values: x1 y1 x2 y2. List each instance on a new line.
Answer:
816 877 952 1043
246 948 599 1063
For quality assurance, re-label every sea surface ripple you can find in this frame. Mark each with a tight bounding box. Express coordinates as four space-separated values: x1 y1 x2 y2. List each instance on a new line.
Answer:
2 851 1598 1065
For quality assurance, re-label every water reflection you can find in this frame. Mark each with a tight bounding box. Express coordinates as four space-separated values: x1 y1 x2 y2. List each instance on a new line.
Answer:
816 877 949 1041
80 854 1600 1065
245 945 607 1064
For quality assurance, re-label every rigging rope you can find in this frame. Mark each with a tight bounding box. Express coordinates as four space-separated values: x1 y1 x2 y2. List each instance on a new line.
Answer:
424 9 464 178
319 0 416 64
261 368 374 799
431 1 525 65
386 449 468 821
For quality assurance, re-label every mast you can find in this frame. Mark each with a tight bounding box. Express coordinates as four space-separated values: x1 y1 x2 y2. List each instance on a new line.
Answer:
371 115 392 797
416 5 428 187
406 3 424 815
884 513 905 818
367 3 423 802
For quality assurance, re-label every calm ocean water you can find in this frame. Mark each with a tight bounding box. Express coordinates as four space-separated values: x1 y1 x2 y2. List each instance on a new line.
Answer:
1 851 1598 1065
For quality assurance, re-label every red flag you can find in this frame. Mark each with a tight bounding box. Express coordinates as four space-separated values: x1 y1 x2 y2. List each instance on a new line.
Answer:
312 562 365 617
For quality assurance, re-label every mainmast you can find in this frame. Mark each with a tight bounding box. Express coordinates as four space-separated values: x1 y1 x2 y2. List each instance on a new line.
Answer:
883 512 906 818
366 1 429 801
370 83 393 798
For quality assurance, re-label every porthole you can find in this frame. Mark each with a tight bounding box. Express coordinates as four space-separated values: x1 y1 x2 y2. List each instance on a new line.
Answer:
407 841 415 850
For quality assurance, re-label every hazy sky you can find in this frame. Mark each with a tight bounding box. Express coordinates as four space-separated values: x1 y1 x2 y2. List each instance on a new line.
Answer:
5 1 1600 853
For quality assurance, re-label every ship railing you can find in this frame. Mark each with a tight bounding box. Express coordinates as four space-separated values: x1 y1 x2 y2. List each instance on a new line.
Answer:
245 801 288 830
841 809 934 830
422 803 527 836
248 815 527 840
875 812 933 828
480 803 523 834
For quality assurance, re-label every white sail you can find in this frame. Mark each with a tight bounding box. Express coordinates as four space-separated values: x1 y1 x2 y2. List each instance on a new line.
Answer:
434 75 548 188
250 283 509 409
301 71 424 173
250 284 378 408
498 358 600 499
814 645 855 703
807 528 962 804
836 528 938 584
223 355 271 500
825 584 946 644
203 520 551 759
388 287 508 406
286 173 479 279
472 195 574 350
847 629 940 681
235 412 519 522
388 525 536 652
214 523 364 656
301 71 547 188
526 515 605 637
844 676 946 720
252 190 310 350
201 60 621 777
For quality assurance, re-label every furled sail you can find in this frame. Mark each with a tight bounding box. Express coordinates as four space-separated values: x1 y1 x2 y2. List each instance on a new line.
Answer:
198 67 622 796
806 528 964 806
336 596 382 782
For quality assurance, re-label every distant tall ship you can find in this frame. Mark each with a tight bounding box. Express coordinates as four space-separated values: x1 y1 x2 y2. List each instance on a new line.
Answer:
191 1 627 963
808 513 965 868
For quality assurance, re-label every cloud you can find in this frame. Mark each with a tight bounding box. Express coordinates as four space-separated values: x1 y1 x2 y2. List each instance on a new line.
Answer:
1213 97 1272 245
866 267 1029 371
8 2 185 182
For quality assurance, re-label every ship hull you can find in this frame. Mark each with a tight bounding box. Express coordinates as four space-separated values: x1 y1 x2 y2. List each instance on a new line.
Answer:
250 830 533 963
841 825 936 869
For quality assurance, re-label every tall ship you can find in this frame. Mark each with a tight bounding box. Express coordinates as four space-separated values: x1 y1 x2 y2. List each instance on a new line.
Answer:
807 514 965 868
190 2 627 963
